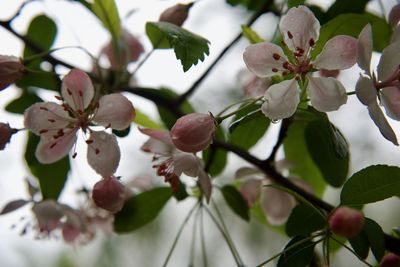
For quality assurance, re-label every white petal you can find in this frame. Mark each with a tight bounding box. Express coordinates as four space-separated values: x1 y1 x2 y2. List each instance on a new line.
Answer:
279 5 320 54
61 69 94 112
380 86 400 120
93 94 135 130
141 138 173 154
314 35 357 70
307 77 347 112
243 42 288 78
368 102 398 145
138 128 174 146
261 79 300 120
260 184 296 225
377 41 400 81
87 131 121 176
35 129 78 164
391 24 400 43
198 170 212 203
355 76 377 106
235 167 262 180
24 102 73 137
357 24 373 75
239 179 261 207
173 152 201 177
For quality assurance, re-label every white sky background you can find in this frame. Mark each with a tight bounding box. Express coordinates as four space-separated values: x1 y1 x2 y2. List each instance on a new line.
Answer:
0 0 399 266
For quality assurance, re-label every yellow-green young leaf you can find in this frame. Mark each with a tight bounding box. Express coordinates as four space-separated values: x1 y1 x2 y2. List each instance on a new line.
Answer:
114 187 172 233
92 0 121 39
133 109 162 129
341 165 400 206
241 25 265 44
145 22 210 72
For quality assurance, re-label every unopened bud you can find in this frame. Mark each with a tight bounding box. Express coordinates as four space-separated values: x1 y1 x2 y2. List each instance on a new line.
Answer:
0 123 15 150
380 253 400 267
159 3 193 26
329 206 365 238
171 113 216 153
0 55 23 91
92 176 126 213
389 4 400 27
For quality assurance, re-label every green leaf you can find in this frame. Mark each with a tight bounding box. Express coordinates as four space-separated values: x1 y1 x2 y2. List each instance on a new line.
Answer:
312 13 391 58
241 25 265 44
23 15 57 59
226 0 265 11
16 71 61 91
221 185 249 221
5 90 42 114
305 116 349 187
277 235 316 267
202 126 227 176
349 231 370 259
287 0 305 8
91 0 121 39
114 187 172 233
172 181 189 201
323 0 370 23
112 125 130 137
145 22 210 72
341 165 400 205
24 133 69 200
285 203 326 237
133 109 163 129
229 109 270 150
364 218 385 262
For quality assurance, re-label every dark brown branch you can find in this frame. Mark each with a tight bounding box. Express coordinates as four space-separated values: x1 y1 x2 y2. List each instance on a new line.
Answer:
265 117 293 163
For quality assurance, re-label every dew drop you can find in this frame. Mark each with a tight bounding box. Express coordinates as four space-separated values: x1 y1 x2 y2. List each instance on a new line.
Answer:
271 119 281 124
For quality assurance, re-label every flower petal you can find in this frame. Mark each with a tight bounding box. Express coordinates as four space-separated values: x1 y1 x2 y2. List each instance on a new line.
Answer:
367 102 398 145
93 93 135 130
357 24 373 75
35 129 78 164
239 179 261 207
279 5 320 55
380 86 400 120
377 41 400 81
391 24 400 43
355 76 377 106
314 35 357 70
24 102 73 137
389 4 400 27
307 77 347 112
87 131 121 176
61 69 94 112
173 152 201 177
243 42 288 78
260 183 296 225
139 128 174 146
261 79 300 120
198 170 212 203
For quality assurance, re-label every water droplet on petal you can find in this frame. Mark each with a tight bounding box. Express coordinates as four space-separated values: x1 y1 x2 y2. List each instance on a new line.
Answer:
271 119 281 124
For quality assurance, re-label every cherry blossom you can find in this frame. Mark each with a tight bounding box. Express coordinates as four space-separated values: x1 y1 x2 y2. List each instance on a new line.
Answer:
24 68 135 176
140 128 212 202
356 24 400 145
238 69 270 98
170 113 216 153
243 5 356 120
0 55 24 91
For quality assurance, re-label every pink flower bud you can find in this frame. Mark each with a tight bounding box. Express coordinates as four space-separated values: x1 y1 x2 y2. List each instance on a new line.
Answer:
92 176 126 213
0 123 15 150
380 253 400 267
389 4 400 27
328 207 365 238
159 3 193 26
171 113 216 153
0 55 23 91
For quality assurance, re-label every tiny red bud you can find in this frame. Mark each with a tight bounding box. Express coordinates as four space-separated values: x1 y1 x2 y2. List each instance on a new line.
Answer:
0 55 23 91
0 123 15 150
380 253 400 267
329 207 365 238
92 176 126 213
159 3 192 26
171 113 216 153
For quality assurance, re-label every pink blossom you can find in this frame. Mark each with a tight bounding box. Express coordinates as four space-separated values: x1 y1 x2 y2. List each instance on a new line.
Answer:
238 69 270 98
159 3 193 26
389 4 400 27
328 206 364 238
32 200 64 233
101 30 144 70
0 123 16 150
24 68 135 176
380 253 400 267
92 176 126 213
0 55 24 91
243 6 356 120
356 24 400 145
170 113 216 153
140 128 212 202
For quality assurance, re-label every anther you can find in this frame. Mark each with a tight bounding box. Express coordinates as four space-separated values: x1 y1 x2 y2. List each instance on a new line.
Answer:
283 62 290 69
78 91 83 97
309 38 315 47
39 129 48 134
273 53 281 60
272 68 279 73
48 119 56 123
287 31 293 39
50 142 57 149
85 140 93 144
95 148 100 155
67 89 72 95
54 96 62 101
72 152 77 158
39 107 49 111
